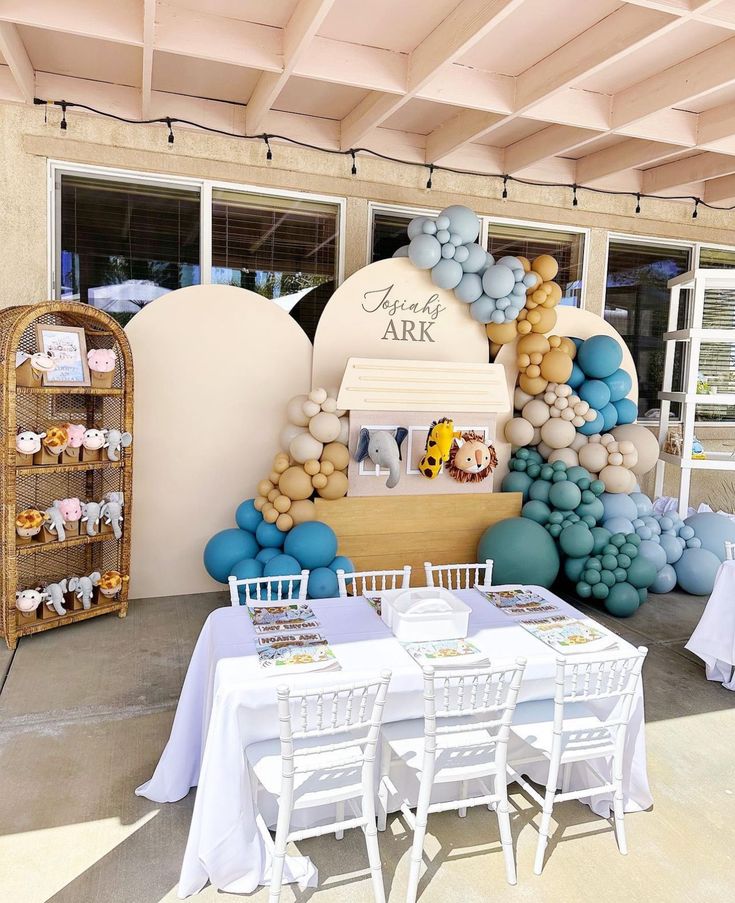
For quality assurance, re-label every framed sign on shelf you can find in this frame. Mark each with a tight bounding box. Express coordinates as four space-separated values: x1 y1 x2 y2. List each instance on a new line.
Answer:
35 324 90 386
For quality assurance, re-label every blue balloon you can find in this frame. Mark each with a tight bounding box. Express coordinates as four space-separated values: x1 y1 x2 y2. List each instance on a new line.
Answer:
577 335 623 379
408 233 441 270
255 520 287 549
650 563 677 593
673 548 721 595
501 471 533 499
629 493 653 517
329 555 355 575
203 528 259 584
407 216 431 239
603 517 635 535
440 205 480 244
613 398 637 425
454 272 484 303
392 245 410 258
578 412 605 435
263 554 304 594
482 264 516 299
461 242 488 273
284 521 338 570
600 403 618 432
567 362 585 388
683 512 735 561
230 558 264 602
470 294 496 323
659 533 684 564
603 369 632 402
256 547 280 565
638 539 667 572
235 499 263 533
579 380 611 410
431 257 463 289
307 567 339 600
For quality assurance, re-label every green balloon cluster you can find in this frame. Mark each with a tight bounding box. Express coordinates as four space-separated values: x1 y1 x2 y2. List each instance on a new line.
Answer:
564 529 656 616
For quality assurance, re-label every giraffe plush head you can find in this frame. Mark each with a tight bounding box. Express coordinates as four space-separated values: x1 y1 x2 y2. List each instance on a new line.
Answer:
418 418 462 479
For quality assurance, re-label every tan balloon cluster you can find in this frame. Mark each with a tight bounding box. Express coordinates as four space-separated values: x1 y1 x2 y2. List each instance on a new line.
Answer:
578 434 639 494
486 254 562 351
253 389 350 531
515 333 576 396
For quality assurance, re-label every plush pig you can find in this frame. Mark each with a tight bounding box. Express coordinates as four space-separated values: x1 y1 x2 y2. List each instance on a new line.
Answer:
55 497 82 525
64 423 86 448
87 349 116 373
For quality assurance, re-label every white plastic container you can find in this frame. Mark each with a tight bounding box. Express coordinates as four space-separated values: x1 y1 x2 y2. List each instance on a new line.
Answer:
380 587 470 642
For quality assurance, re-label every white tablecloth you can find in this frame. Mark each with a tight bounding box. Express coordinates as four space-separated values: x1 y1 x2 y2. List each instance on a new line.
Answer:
136 587 651 898
686 560 735 690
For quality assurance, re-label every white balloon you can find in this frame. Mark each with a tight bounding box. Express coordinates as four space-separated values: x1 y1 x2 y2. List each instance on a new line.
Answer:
286 395 310 427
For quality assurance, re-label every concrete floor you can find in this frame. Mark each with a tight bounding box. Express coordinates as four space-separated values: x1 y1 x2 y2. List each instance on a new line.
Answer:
0 590 733 903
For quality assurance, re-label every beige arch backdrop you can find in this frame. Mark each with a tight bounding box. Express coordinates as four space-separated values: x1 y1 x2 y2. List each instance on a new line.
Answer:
312 258 490 390
493 306 639 487
125 285 312 598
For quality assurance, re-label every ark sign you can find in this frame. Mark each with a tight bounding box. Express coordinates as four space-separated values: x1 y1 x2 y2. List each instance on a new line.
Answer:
361 284 447 343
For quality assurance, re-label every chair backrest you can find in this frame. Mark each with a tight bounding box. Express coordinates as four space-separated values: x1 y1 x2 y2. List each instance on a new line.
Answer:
228 570 309 606
276 670 392 776
336 566 411 598
422 660 526 768
553 646 647 740
725 541 735 561
424 560 493 590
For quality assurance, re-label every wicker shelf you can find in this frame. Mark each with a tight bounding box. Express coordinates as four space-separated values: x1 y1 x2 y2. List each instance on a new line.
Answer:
15 459 122 476
1 302 134 650
16 531 118 557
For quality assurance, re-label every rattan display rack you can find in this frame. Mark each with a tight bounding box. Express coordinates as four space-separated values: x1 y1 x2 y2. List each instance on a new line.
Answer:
0 302 134 650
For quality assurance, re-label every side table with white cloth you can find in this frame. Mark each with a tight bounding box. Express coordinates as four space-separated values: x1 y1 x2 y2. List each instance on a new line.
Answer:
136 586 652 898
686 559 735 690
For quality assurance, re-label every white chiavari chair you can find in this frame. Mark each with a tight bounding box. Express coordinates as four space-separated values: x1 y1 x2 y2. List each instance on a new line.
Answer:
336 566 411 598
725 540 735 561
424 559 494 590
377 659 526 900
228 570 309 606
507 646 648 875
245 671 392 903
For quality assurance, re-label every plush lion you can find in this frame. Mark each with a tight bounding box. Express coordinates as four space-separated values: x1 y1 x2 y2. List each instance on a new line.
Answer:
446 432 498 483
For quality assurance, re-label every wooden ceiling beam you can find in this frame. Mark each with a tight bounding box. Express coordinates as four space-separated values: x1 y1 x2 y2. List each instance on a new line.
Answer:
642 151 735 192
576 138 685 184
0 22 34 104
503 125 600 174
141 0 155 118
703 172 735 203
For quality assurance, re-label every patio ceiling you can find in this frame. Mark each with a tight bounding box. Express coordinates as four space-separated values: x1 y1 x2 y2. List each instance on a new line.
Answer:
3 1 735 201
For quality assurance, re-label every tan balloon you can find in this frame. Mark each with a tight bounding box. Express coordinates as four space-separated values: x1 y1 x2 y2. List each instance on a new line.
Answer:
257 479 273 497
304 459 321 476
274 494 292 513
253 496 266 511
578 442 608 473
532 254 559 282
311 472 328 489
522 399 551 427
320 460 335 475
321 441 350 471
517 334 550 357
289 499 316 525
278 466 314 500
485 319 519 345
263 506 279 524
549 447 579 467
540 348 573 383
519 373 548 396
308 410 342 443
317 470 348 500
612 424 659 476
267 488 280 502
268 470 280 485
276 513 293 531
599 464 636 494
540 418 576 449
531 307 557 334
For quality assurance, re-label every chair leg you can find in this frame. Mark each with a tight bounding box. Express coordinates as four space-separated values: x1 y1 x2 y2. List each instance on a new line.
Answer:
612 759 627 855
458 780 468 818
269 793 293 903
361 786 386 903
496 793 517 886
335 801 345 840
377 739 390 832
406 775 433 903
533 785 556 876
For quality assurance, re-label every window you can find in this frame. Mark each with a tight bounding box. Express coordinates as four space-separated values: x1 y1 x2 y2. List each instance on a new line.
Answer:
212 190 340 340
371 209 419 261
487 222 585 307
604 239 692 420
57 174 200 326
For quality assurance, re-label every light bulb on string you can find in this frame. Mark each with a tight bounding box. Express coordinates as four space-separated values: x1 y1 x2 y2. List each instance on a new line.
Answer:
264 135 272 161
350 150 357 176
166 117 174 144
692 198 700 219
60 101 67 131
635 193 641 215
426 164 434 189
572 184 578 207
502 175 508 199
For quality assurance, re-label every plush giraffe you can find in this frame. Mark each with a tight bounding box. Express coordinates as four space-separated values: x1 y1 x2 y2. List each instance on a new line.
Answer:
418 418 462 479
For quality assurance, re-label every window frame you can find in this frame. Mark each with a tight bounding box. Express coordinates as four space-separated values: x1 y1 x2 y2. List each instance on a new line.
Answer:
48 159 347 300
367 201 589 308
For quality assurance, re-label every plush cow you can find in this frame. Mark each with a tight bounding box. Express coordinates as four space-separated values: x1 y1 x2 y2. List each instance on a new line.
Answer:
15 429 46 456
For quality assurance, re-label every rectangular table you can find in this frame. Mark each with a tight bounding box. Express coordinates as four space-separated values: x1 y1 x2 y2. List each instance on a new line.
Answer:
136 586 651 898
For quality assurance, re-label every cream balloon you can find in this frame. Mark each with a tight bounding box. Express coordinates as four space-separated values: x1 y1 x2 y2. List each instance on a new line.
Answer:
286 394 310 427
504 417 535 447
611 423 659 475
289 431 324 464
549 447 579 467
280 422 306 451
539 418 576 449
308 411 342 443
599 464 637 494
522 399 551 427
578 442 609 474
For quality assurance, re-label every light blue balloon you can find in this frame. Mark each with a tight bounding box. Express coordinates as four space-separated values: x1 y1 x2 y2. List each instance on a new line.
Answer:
506 306 520 320
392 245 410 258
496 297 510 311
678 525 695 540
603 516 635 535
509 293 526 308
470 295 496 323
683 512 735 561
482 264 516 299
686 537 702 548
408 233 441 269
408 216 431 239
490 309 505 324
461 242 488 273
659 533 684 564
435 215 450 230
650 564 677 593
629 493 653 517
600 492 639 522
449 232 463 246
638 539 667 572
421 220 437 235
454 272 484 303
431 257 463 289
511 282 527 296
523 271 540 288
497 255 524 274
440 205 480 243
603 369 632 402
613 398 637 424
674 548 721 594
579 380 611 410
454 245 470 264
436 229 450 244
440 243 455 259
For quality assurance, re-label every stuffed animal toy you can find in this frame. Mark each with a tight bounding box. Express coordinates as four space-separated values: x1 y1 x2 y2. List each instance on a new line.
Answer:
100 491 124 539
43 505 66 542
15 351 56 387
41 426 69 456
80 501 102 536
55 497 82 526
62 423 86 461
446 432 498 484
82 428 107 451
355 428 408 489
15 429 45 456
98 571 129 599
69 572 101 609
15 509 44 542
44 580 68 616
87 348 116 388
105 429 133 461
418 418 462 479
15 587 48 614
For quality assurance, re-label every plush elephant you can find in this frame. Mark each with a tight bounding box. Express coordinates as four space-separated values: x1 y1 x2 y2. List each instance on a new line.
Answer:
100 492 124 539
81 501 102 536
45 579 68 616
355 428 408 489
105 430 133 462
68 572 101 610
43 505 66 542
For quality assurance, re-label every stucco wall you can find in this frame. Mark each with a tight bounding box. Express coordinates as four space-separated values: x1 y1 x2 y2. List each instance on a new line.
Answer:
0 100 733 508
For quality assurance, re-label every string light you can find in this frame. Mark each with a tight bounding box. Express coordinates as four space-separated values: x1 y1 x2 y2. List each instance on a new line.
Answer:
31 98 735 215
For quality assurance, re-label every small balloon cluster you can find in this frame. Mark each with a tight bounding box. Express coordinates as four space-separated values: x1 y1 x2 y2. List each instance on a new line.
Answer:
395 204 562 330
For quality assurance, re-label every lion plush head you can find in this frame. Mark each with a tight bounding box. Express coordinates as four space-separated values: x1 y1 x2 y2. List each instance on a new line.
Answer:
446 432 498 483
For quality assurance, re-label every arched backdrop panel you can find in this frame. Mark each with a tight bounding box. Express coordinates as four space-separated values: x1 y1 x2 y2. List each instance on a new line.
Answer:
493 307 639 487
312 258 490 389
125 285 312 598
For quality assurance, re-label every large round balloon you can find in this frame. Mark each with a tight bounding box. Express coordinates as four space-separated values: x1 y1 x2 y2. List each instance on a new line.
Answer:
235 498 264 533
230 557 264 601
284 521 338 570
256 520 287 549
477 517 559 587
203 528 259 583
441 205 480 244
605 581 640 617
683 512 735 561
576 335 623 379
408 233 441 270
673 547 721 594
307 566 339 599
611 424 659 476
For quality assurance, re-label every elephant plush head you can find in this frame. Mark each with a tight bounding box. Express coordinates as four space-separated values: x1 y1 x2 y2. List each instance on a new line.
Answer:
355 427 408 490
